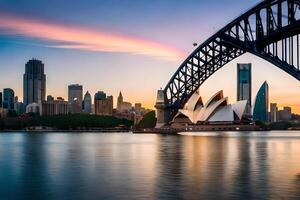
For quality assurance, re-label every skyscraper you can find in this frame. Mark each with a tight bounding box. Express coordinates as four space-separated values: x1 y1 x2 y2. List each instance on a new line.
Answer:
94 91 113 116
270 103 278 122
253 81 269 122
83 91 92 114
68 84 83 113
23 59 46 106
0 92 2 108
3 88 15 110
237 63 252 116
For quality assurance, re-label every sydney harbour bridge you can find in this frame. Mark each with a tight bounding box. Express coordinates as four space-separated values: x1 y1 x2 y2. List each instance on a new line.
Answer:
157 0 300 124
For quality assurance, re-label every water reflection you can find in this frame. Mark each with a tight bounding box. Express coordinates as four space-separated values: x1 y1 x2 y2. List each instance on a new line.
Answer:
0 132 300 199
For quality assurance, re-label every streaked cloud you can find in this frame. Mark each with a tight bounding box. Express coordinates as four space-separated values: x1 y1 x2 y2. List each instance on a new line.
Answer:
0 13 185 61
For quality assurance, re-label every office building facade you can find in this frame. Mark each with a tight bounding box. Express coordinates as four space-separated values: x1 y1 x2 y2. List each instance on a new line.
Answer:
278 107 292 121
237 63 252 116
68 84 83 113
94 91 113 116
3 88 15 110
83 91 92 114
14 96 25 114
270 103 278 122
95 91 106 100
26 103 40 114
23 59 46 106
42 97 68 116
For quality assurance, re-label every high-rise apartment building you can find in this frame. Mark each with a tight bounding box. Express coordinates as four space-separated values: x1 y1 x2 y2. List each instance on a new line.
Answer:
23 59 46 106
3 88 15 110
253 81 269 122
68 84 83 113
237 63 252 116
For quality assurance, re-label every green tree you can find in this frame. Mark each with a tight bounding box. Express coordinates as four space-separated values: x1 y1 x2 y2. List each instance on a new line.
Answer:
136 111 157 129
268 121 292 130
255 120 267 130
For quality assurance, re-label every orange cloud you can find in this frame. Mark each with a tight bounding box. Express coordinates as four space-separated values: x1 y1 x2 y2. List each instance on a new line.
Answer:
0 13 185 61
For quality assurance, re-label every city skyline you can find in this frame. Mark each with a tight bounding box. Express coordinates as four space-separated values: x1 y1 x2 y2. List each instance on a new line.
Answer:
1 0 300 112
0 58 151 122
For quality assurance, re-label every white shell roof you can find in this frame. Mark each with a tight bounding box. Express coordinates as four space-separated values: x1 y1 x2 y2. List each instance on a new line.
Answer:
208 105 234 122
204 90 223 108
185 90 202 111
198 97 228 121
173 90 247 124
232 100 248 120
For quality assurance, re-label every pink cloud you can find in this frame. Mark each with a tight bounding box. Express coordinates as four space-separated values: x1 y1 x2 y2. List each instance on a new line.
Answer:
0 13 185 61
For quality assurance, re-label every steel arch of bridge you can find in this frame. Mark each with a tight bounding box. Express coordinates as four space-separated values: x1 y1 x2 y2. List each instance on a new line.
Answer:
163 0 300 122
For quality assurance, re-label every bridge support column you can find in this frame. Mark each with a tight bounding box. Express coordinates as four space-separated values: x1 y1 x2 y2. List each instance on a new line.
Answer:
155 89 168 128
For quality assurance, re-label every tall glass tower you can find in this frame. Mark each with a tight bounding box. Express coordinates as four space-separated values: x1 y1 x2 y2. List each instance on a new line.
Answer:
253 81 269 122
23 59 46 106
237 63 252 116
3 88 15 110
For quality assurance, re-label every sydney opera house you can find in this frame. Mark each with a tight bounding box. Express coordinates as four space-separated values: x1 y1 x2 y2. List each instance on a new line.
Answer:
172 90 248 126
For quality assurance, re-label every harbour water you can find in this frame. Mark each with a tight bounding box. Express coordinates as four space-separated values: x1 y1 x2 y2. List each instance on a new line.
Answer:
0 131 300 199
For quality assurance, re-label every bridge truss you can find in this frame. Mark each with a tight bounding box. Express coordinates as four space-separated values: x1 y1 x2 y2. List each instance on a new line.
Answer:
163 0 300 122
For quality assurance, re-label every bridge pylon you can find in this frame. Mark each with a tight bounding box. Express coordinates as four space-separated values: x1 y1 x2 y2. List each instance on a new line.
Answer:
154 89 170 127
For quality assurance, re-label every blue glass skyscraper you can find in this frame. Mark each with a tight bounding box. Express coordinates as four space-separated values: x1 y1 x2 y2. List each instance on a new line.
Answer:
253 81 269 122
237 63 252 116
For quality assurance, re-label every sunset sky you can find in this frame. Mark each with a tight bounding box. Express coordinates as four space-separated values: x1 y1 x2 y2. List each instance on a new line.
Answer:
0 0 300 112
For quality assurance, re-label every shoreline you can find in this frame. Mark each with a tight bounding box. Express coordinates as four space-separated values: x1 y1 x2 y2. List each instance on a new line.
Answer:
0 129 131 133
0 129 296 134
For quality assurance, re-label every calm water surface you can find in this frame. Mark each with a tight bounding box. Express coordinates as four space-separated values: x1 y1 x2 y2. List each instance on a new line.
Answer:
1 131 300 200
